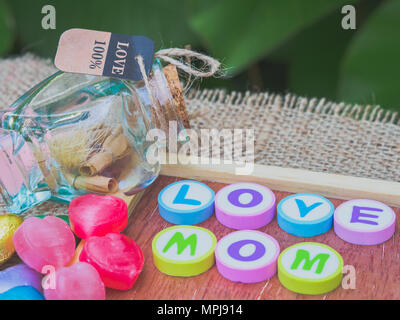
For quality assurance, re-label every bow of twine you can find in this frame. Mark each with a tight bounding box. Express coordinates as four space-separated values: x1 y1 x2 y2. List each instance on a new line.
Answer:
135 47 221 89
134 48 221 125
154 48 221 78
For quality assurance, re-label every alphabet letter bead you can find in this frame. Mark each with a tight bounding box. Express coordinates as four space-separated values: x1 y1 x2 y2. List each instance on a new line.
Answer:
334 199 395 245
152 225 217 277
158 180 215 225
215 230 280 283
278 242 343 295
215 183 275 229
277 193 334 237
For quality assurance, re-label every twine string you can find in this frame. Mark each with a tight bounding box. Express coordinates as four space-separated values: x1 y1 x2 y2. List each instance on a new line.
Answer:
135 48 221 122
154 48 221 78
135 47 221 85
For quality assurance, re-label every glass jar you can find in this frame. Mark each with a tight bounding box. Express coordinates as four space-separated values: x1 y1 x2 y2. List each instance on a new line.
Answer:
0 59 184 214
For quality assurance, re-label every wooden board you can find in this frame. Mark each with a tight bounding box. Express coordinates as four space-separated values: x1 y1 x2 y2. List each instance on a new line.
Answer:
107 175 400 300
160 154 400 208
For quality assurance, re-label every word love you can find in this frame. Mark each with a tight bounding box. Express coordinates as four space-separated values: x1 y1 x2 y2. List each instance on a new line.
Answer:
158 181 396 245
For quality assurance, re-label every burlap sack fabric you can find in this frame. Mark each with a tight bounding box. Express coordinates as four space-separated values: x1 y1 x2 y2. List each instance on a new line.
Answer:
0 53 399 217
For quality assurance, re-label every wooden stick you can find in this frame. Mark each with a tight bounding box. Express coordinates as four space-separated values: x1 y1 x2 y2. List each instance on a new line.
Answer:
163 64 190 128
160 154 400 207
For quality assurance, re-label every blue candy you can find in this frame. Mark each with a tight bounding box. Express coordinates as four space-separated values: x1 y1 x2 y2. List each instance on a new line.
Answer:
0 286 45 300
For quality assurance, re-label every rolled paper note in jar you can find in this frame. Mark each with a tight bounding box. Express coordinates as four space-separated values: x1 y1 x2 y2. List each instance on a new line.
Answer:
65 173 118 194
79 126 132 177
80 152 112 177
32 147 58 190
49 123 112 173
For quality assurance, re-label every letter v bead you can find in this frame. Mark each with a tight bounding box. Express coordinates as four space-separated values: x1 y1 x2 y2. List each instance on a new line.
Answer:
277 193 334 237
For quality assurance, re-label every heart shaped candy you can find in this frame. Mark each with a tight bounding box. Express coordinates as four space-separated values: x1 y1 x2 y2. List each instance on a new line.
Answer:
80 233 144 290
0 214 23 265
0 264 42 293
68 194 128 239
43 262 105 300
13 216 76 273
0 286 44 300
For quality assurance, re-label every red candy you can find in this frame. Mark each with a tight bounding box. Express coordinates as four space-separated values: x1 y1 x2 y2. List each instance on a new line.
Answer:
68 194 128 239
79 233 144 290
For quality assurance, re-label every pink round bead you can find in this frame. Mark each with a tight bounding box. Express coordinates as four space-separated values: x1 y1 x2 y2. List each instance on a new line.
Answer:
215 183 275 230
334 199 396 245
215 230 280 283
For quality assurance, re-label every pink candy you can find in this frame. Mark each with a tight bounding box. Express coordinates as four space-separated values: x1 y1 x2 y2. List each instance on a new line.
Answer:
12 194 144 298
44 262 105 300
13 216 75 273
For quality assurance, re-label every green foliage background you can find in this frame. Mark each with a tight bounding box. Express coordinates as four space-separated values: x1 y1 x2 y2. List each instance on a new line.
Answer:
0 0 399 111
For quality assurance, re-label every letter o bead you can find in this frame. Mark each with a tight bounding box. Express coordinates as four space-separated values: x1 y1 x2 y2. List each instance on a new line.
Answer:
334 199 396 245
278 242 343 295
152 225 217 277
215 183 276 229
215 230 280 283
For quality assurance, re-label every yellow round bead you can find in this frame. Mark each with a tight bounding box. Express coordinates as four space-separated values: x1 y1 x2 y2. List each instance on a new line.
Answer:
278 242 343 295
152 225 217 277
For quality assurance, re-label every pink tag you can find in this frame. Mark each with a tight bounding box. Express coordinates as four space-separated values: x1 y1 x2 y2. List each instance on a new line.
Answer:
55 28 154 81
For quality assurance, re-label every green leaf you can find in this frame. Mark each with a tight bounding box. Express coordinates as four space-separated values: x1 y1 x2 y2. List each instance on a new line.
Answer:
6 0 201 57
269 0 366 100
338 0 400 110
190 0 354 75
0 0 14 55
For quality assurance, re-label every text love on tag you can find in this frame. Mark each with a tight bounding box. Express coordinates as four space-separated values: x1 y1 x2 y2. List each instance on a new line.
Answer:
55 28 154 81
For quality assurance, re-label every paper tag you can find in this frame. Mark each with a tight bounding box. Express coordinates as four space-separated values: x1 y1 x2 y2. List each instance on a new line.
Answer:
55 28 154 81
